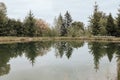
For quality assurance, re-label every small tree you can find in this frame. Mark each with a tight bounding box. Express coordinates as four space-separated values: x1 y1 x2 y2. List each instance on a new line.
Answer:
35 19 50 36
68 21 84 37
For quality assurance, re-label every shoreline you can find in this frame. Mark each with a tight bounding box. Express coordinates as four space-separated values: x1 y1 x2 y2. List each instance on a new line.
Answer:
0 36 120 44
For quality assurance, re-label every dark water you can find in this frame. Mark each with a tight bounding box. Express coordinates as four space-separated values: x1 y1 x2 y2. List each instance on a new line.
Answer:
0 41 119 80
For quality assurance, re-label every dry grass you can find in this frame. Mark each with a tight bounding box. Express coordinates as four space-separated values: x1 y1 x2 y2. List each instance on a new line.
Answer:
0 36 120 44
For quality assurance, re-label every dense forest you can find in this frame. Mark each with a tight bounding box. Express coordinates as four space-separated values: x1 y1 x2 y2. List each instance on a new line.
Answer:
0 2 120 37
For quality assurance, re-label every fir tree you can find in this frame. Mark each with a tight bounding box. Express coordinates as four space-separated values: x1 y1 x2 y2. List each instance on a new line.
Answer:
64 11 72 28
106 13 116 36
116 7 120 37
23 11 36 37
89 2 101 36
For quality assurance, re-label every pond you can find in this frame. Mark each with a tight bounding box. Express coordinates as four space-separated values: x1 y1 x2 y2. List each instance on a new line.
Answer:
0 41 119 80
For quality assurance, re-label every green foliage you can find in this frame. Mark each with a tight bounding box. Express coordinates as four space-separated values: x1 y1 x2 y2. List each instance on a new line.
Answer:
106 13 116 36
98 16 107 35
23 11 36 37
0 2 7 36
64 11 72 28
67 21 84 37
5 19 24 36
89 3 101 35
116 8 120 37
1 2 120 37
54 14 63 36
54 11 73 36
89 2 107 36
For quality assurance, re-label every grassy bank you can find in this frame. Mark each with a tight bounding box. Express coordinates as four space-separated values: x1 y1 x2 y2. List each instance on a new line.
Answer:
0 36 120 44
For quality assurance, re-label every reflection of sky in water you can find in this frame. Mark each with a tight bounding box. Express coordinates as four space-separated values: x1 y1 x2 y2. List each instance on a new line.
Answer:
0 43 117 80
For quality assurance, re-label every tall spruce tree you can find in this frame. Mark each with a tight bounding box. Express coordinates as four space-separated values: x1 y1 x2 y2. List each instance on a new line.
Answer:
61 11 72 36
89 2 101 36
24 11 36 37
64 11 72 28
106 13 116 36
116 7 120 37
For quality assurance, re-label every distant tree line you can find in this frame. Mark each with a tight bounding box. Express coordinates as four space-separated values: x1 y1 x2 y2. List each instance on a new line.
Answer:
0 2 120 37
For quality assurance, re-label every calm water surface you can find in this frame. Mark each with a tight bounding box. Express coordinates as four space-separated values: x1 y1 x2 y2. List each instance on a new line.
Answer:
0 41 119 80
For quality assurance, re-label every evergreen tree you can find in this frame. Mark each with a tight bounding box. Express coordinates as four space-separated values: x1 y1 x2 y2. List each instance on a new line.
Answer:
54 14 64 36
6 19 17 36
64 11 72 28
60 23 67 36
23 11 36 37
116 8 120 37
0 2 7 36
89 2 101 36
15 20 24 36
106 13 116 36
54 11 72 36
61 11 72 36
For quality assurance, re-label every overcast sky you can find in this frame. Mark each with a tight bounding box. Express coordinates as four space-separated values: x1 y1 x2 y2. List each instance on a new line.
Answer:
0 0 120 26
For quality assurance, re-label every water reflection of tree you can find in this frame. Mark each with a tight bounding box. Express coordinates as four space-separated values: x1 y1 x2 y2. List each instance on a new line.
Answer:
55 41 84 59
24 41 52 65
117 55 120 80
0 44 18 76
88 42 120 79
115 43 120 80
1 41 120 78
88 42 106 71
0 41 52 76
106 43 117 62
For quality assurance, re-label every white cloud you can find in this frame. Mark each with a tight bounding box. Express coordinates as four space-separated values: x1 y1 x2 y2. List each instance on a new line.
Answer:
0 0 120 26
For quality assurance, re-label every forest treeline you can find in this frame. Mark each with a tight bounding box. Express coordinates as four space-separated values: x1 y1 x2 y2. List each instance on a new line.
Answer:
0 2 120 37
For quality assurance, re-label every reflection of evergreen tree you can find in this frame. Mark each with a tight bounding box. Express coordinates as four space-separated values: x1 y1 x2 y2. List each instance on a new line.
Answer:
117 55 120 80
55 42 67 58
24 41 52 65
0 41 52 76
106 43 116 62
24 42 38 66
66 45 73 59
69 41 84 48
55 41 84 59
116 43 120 80
88 42 106 71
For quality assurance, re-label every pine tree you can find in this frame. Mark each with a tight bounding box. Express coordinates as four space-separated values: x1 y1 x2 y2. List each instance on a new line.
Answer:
24 11 36 37
106 13 116 36
64 11 72 28
89 2 101 36
54 14 64 36
116 8 120 37
60 11 72 36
